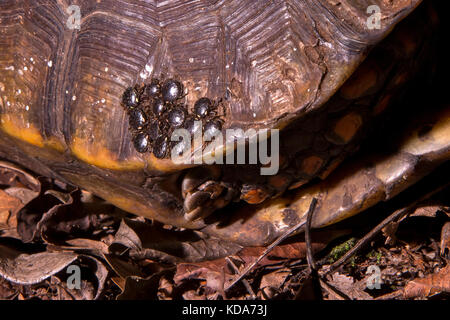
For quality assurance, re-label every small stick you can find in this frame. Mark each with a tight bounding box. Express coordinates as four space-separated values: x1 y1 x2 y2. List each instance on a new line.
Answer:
225 198 318 292
225 257 256 299
305 199 318 271
303 200 323 299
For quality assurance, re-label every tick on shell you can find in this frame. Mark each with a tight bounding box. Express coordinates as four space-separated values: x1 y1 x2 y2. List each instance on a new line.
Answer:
161 79 183 102
204 120 222 139
145 79 160 97
129 108 147 130
193 97 213 118
133 132 150 153
122 78 226 159
153 136 169 159
168 106 186 128
152 98 166 115
122 87 139 108
184 117 202 136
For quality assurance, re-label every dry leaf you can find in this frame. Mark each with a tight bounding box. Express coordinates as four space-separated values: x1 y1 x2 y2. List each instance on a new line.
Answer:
440 222 450 258
409 204 450 218
158 276 174 300
0 161 40 191
0 190 23 218
327 273 373 300
174 259 234 292
110 219 242 263
0 190 22 238
259 268 291 299
403 265 450 298
0 277 18 299
0 242 78 285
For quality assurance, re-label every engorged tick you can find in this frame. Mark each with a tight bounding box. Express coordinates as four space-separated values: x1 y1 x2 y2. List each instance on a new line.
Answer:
122 78 225 158
152 98 166 115
193 97 212 118
184 118 202 136
161 79 183 102
122 87 139 108
133 132 150 153
168 106 186 128
204 120 222 138
129 108 147 130
153 136 169 159
146 79 160 97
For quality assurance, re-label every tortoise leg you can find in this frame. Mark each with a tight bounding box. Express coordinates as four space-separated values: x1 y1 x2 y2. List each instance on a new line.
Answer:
181 162 294 220
182 166 239 221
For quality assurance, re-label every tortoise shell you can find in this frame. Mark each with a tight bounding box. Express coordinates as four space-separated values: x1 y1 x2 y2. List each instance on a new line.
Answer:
0 0 421 165
1 0 448 246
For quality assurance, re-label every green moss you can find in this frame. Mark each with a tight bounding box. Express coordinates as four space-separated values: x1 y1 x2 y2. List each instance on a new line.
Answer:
327 237 358 263
366 250 383 264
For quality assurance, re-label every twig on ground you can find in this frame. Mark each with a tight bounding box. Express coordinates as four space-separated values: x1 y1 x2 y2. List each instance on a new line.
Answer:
225 198 318 293
225 257 256 299
296 198 323 299
305 199 318 272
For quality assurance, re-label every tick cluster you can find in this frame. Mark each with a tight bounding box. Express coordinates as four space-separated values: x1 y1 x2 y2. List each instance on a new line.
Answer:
121 78 224 158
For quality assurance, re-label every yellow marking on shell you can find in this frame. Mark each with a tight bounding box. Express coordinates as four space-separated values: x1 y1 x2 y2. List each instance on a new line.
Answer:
257 198 293 229
70 128 195 172
71 135 144 170
45 136 66 153
253 190 319 233
145 153 196 173
0 115 44 148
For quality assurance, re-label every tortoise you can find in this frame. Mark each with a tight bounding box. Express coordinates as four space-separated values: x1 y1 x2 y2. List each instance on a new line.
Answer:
0 0 449 247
